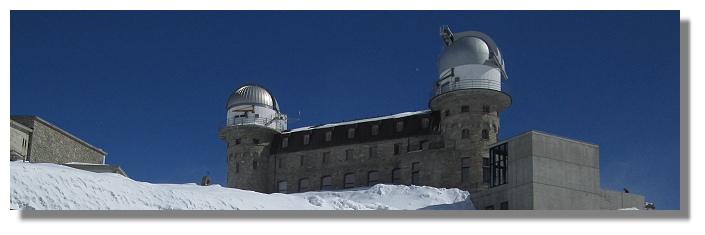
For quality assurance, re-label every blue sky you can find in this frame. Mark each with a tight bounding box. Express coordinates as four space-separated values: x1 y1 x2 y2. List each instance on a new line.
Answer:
10 10 681 210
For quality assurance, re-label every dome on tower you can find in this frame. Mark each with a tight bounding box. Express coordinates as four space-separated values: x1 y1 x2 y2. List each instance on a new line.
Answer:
226 84 280 111
438 30 507 79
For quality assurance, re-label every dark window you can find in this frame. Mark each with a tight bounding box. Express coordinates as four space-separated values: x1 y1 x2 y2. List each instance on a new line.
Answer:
394 144 401 155
348 128 355 139
482 157 490 183
490 143 508 187
344 173 356 189
325 131 332 141
235 139 242 145
421 118 430 129
371 125 379 135
282 137 288 148
485 205 494 210
368 171 380 186
369 146 377 158
299 178 310 192
278 181 287 193
300 155 305 166
461 157 471 183
461 105 469 112
235 163 240 173
500 201 509 210
253 138 260 144
483 105 490 113
392 168 401 185
303 134 310 145
482 129 489 140
322 152 330 165
396 121 404 132
252 160 257 170
444 110 450 117
278 157 284 168
411 162 420 185
345 149 353 160
461 129 470 139
321 176 333 190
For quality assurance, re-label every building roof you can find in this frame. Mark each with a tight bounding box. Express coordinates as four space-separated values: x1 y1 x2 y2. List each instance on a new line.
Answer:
283 110 432 134
226 84 280 111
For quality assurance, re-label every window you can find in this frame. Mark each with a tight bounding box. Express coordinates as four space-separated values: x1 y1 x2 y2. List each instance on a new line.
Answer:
444 110 450 117
392 168 401 184
490 143 508 187
348 128 355 139
482 129 489 140
253 138 260 144
485 205 495 210
393 144 401 155
461 105 469 112
235 139 242 145
411 162 420 185
371 125 379 135
483 105 490 113
325 131 332 141
235 163 240 173
321 176 333 190
500 201 509 210
282 137 289 148
369 146 377 158
345 149 353 160
278 181 288 193
322 152 330 165
344 173 356 189
228 154 234 162
421 118 429 129
300 155 306 166
252 160 258 170
299 178 310 192
368 171 380 186
482 157 490 183
461 157 471 183
396 121 404 132
461 129 470 139
303 134 310 145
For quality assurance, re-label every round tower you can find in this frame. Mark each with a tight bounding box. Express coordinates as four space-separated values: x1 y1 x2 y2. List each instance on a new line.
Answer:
218 84 288 192
429 26 511 192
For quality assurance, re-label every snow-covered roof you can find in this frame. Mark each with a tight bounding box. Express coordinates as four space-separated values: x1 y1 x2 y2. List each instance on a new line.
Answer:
283 110 432 134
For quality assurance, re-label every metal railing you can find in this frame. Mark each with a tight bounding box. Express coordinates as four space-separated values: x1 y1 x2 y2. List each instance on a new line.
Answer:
219 114 288 132
429 79 511 100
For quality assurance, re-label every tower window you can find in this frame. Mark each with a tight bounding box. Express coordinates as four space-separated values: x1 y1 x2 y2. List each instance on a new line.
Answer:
322 152 330 165
303 134 310 145
282 137 289 148
482 129 489 140
344 173 356 189
461 129 470 139
300 155 306 166
483 105 490 113
235 163 240 173
483 157 490 183
348 128 355 139
345 149 353 160
325 131 332 141
461 105 469 112
396 121 404 132
321 176 333 190
253 138 260 144
252 160 258 170
371 125 379 136
278 181 288 193
392 168 401 184
368 171 380 186
393 144 401 155
369 146 377 158
444 110 450 117
235 139 242 145
461 157 471 183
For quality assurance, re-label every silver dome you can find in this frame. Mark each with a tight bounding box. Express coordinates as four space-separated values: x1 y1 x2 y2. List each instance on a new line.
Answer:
226 84 280 111
438 31 507 79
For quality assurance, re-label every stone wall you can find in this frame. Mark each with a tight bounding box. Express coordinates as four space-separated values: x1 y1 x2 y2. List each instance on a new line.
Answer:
10 116 106 164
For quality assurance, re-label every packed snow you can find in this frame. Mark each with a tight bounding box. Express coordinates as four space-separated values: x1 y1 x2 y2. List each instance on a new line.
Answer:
10 161 474 210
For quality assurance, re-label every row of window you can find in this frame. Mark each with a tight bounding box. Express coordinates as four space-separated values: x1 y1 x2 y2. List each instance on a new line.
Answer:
282 118 431 148
444 105 491 117
276 165 419 193
485 201 509 210
275 142 426 169
461 129 490 140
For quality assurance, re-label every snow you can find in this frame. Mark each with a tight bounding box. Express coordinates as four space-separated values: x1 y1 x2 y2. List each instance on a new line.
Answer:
285 110 431 133
10 161 474 210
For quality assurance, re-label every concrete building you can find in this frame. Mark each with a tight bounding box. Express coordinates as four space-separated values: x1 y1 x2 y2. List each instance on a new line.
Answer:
217 27 645 210
10 115 128 177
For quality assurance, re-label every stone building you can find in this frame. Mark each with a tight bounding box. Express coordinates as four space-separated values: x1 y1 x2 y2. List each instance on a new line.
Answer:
217 27 645 210
10 115 128 177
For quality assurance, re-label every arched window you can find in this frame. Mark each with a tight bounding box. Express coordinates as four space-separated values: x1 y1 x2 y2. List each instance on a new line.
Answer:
461 129 470 139
344 173 356 189
368 171 380 186
482 129 489 140
278 181 288 193
321 176 333 190
391 168 401 185
299 178 310 192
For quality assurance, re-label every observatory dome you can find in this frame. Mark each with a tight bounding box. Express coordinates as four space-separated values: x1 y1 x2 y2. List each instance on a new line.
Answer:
438 36 492 74
226 84 280 111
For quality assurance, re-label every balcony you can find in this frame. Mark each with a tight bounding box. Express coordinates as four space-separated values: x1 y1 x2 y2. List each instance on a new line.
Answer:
219 114 288 133
429 79 511 100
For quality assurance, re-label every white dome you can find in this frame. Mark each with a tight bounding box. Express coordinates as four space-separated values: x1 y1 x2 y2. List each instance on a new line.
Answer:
226 84 280 111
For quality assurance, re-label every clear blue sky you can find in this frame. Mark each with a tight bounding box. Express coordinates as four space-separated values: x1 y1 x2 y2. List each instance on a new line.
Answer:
10 10 681 210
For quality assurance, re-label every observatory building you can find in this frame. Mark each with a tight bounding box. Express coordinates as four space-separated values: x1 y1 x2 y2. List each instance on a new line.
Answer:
218 27 645 210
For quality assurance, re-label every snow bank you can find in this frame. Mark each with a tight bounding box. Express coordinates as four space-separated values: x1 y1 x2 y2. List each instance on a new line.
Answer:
10 161 474 210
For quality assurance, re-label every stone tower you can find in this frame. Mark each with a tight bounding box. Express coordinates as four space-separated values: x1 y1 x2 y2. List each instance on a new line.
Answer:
429 27 511 192
218 84 288 192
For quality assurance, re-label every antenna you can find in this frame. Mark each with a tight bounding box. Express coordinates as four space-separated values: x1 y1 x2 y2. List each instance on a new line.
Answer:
440 25 454 45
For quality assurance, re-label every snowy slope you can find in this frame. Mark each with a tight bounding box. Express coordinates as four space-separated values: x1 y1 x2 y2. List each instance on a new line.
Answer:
10 161 474 210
